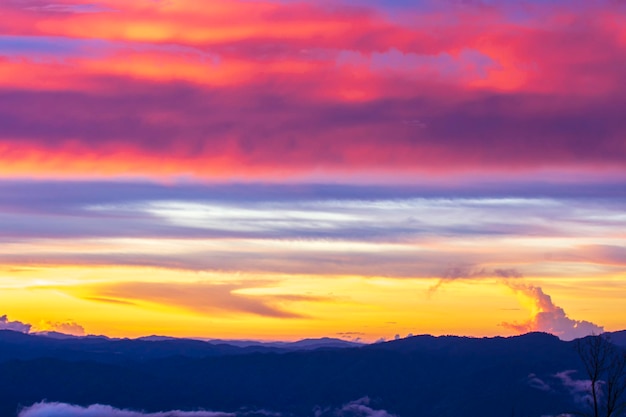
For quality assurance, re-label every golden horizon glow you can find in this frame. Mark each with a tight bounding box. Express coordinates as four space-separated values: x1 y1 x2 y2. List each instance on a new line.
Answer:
1 262 624 342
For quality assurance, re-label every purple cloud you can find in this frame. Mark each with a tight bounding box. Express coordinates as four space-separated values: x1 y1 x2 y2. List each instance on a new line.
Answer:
0 314 31 333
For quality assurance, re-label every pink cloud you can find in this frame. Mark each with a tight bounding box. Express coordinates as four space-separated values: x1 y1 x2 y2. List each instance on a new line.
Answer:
0 1 624 179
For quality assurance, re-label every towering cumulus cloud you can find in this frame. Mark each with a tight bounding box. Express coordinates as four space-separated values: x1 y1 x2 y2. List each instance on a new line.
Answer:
502 282 604 340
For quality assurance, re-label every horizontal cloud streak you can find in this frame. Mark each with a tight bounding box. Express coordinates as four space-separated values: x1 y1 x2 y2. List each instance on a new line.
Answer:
1 78 625 178
0 181 623 281
19 402 233 417
19 399 397 417
0 181 624 241
72 281 321 319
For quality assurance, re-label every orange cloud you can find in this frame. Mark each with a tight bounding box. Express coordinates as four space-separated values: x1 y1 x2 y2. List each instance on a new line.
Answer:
75 281 325 319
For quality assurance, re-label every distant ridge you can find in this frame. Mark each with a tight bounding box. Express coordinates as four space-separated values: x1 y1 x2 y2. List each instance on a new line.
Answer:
243 336 363 350
20 329 625 349
147 335 363 350
606 329 626 348
0 330 363 364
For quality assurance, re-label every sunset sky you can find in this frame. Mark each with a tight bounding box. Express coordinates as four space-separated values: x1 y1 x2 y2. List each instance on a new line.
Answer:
0 0 625 342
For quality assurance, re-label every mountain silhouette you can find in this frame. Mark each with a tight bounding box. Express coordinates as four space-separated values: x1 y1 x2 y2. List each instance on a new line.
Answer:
0 330 623 417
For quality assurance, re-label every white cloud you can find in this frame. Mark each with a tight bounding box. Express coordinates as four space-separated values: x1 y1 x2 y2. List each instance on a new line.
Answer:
19 400 398 417
554 370 595 405
315 397 397 417
19 403 234 417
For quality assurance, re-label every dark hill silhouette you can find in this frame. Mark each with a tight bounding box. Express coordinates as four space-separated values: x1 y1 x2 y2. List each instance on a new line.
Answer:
0 330 622 417
0 330 281 363
0 331 362 364
607 330 626 348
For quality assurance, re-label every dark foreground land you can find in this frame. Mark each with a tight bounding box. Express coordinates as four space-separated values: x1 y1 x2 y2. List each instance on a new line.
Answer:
1 330 625 417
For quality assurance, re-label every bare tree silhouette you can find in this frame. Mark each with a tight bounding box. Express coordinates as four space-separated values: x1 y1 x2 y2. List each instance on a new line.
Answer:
575 335 626 417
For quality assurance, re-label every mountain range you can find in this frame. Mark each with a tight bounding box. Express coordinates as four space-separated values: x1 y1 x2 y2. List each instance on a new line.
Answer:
1 330 625 417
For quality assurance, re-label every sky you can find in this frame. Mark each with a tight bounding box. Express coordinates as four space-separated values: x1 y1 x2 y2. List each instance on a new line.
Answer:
0 0 625 342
